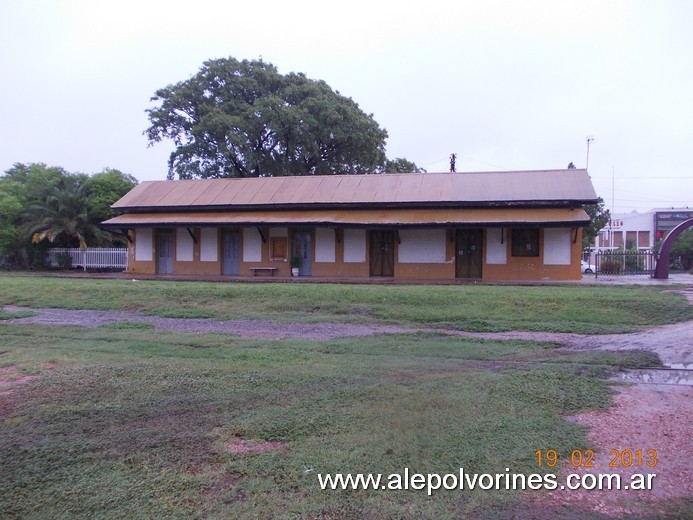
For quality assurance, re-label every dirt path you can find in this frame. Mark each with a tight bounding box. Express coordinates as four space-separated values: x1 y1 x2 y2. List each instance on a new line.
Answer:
3 305 692 365
449 321 693 367
528 383 692 518
1 305 415 340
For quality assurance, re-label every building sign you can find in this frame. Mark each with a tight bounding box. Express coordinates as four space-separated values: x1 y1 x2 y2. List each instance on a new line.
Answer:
655 210 693 239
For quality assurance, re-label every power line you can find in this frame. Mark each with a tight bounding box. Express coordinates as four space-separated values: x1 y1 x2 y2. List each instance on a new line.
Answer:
619 176 693 179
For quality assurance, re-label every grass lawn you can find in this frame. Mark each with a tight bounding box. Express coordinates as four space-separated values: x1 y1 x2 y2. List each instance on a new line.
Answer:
1 274 691 332
0 276 691 518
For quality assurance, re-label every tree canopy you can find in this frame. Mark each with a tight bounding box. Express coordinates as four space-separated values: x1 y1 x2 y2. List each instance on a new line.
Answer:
145 57 397 179
382 158 427 174
0 163 137 267
85 168 139 223
24 179 107 251
653 228 693 271
582 197 611 249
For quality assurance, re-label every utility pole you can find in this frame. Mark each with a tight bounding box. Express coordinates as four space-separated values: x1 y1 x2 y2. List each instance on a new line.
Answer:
586 136 594 170
612 165 615 218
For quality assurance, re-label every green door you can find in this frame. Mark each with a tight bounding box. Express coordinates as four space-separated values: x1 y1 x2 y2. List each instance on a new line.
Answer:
222 230 240 276
157 230 174 275
292 231 312 276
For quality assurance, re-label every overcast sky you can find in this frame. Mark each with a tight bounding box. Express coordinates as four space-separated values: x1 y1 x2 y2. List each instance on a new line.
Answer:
1 0 691 213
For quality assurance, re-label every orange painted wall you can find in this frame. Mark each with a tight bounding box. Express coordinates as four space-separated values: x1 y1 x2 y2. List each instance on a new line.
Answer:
482 228 583 281
125 229 155 275
125 226 583 281
392 231 456 279
312 229 369 277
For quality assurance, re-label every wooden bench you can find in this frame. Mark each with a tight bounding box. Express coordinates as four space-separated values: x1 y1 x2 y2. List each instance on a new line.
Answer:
249 266 278 276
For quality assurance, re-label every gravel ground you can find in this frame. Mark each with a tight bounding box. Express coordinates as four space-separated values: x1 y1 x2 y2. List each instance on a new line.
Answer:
1 305 414 339
529 384 692 518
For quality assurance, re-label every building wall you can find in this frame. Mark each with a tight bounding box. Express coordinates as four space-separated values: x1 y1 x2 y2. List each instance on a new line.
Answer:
124 225 582 280
484 228 582 280
595 212 654 250
393 229 455 279
312 229 364 277
595 210 693 251
128 228 155 274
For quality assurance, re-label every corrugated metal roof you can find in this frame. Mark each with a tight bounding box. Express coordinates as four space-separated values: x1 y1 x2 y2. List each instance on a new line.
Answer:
112 170 598 210
103 207 590 227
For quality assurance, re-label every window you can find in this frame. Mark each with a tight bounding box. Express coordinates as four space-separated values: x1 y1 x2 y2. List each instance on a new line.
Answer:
599 231 610 247
270 237 288 260
638 231 650 248
511 229 539 257
626 231 637 250
612 233 623 248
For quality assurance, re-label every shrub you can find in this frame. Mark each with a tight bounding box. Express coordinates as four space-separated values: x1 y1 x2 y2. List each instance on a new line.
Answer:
56 252 72 270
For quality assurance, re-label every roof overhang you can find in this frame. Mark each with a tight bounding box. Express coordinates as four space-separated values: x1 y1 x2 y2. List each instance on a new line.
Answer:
102 207 591 229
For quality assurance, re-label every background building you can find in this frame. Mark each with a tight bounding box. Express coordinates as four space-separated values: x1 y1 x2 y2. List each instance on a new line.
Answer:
594 208 693 251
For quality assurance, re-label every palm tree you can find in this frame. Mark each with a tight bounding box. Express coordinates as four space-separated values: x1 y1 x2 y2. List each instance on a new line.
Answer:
23 180 106 250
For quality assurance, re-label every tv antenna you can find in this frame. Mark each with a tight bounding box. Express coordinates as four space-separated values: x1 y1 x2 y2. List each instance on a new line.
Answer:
585 136 594 170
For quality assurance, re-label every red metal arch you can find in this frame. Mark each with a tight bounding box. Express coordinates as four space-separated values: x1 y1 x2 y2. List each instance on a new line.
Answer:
653 218 693 279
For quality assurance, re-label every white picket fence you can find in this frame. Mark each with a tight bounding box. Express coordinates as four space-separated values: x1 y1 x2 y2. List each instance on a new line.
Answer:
47 248 128 270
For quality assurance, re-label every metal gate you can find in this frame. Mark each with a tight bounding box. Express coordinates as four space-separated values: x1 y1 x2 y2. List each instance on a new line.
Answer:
595 250 655 276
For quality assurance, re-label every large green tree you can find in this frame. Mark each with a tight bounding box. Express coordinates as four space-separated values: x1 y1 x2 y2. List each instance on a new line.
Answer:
1 163 68 265
2 163 70 202
1 163 138 266
653 228 693 271
23 179 106 250
84 168 138 223
582 197 611 249
381 158 427 173
0 180 24 256
145 57 390 179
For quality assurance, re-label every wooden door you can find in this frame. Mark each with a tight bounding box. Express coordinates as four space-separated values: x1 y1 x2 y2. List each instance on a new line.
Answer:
369 230 395 276
455 229 483 278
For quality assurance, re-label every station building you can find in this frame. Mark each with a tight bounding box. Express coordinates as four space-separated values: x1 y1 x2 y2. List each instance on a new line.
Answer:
103 170 598 282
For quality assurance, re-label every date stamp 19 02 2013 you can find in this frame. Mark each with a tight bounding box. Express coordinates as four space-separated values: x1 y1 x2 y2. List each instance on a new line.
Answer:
535 449 657 469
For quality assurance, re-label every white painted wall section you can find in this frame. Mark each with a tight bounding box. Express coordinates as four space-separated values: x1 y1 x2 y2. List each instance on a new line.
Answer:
176 228 194 261
135 228 153 261
242 227 262 262
315 228 336 262
398 229 446 263
544 228 572 265
343 229 366 263
486 228 507 264
200 228 218 262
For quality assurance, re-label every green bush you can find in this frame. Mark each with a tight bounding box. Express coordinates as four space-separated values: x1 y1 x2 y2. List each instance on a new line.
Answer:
56 252 72 270
599 258 621 274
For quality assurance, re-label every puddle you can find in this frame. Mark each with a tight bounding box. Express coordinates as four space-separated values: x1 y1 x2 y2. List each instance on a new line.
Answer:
612 368 693 386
